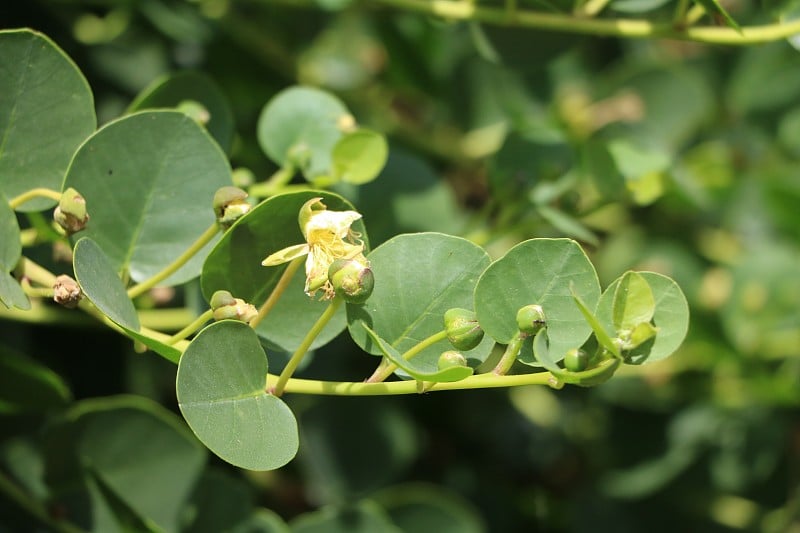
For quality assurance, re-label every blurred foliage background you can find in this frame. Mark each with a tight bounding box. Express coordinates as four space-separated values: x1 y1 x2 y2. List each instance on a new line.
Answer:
2 0 800 531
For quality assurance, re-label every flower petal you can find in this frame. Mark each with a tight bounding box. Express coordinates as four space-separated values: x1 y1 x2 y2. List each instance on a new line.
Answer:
305 209 362 239
261 243 310 266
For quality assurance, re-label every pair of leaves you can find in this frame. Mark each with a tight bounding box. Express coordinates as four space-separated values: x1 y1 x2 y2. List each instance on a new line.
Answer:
257 86 387 185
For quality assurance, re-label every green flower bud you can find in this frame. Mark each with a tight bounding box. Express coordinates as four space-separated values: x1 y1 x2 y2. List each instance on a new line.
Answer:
287 143 312 169
563 348 589 372
54 188 89 234
177 99 211 126
210 290 236 310
443 308 484 351
328 258 374 304
516 304 546 335
438 350 468 370
52 274 82 309
212 297 258 324
213 186 251 229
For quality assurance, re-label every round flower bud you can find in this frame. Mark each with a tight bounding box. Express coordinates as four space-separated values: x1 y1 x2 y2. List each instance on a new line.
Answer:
438 350 468 371
177 99 211 126
443 308 484 351
516 304 546 335
328 258 374 304
212 297 258 324
210 290 236 310
213 186 251 229
52 274 82 309
54 188 89 234
563 348 589 372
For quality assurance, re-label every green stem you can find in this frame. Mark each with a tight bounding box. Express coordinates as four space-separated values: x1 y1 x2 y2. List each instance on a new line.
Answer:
127 223 219 299
271 297 343 396
672 0 690 26
492 332 527 375
374 0 800 44
267 369 554 395
167 309 213 344
8 188 62 210
366 330 450 383
248 164 296 198
249 257 304 329
138 307 197 331
0 470 88 533
20 279 53 299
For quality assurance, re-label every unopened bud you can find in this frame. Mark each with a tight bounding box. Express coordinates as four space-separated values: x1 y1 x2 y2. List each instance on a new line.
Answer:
213 186 251 229
53 275 82 308
211 292 258 324
443 308 484 351
563 348 589 372
177 100 211 126
516 304 546 335
328 258 374 304
438 350 468 371
210 290 236 310
54 188 89 234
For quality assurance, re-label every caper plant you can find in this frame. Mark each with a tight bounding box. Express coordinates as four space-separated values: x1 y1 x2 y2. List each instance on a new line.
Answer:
0 28 689 476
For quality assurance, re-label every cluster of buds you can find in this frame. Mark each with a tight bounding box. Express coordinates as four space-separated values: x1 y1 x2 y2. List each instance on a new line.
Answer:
210 290 258 324
54 188 89 234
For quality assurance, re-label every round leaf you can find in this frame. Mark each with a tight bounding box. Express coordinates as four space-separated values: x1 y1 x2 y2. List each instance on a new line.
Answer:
73 237 140 331
332 128 388 184
257 86 350 178
64 110 231 285
177 320 299 470
72 397 207 533
128 70 235 154
597 272 689 364
347 233 494 373
474 239 600 359
201 190 366 352
0 29 96 211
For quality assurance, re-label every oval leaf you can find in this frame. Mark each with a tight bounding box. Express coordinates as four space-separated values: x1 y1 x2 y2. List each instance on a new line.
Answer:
177 320 299 470
474 238 601 359
257 86 350 178
597 271 689 364
201 190 366 352
347 233 494 373
73 237 140 331
332 128 388 185
64 110 231 285
0 29 96 211
612 271 655 331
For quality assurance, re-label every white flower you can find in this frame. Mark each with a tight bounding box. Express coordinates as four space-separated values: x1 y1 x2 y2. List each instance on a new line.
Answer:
262 197 368 299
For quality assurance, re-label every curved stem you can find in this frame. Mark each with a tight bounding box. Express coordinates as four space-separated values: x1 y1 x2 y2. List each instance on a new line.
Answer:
374 0 800 44
127 223 219 299
167 309 214 344
366 329 449 383
8 188 62 210
248 164 296 198
249 257 304 329
271 297 343 396
492 332 527 375
267 369 554 396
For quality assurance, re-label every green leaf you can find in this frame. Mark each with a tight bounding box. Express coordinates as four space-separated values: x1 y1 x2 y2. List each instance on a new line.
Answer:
361 323 473 383
257 86 350 179
73 237 140 331
570 286 620 357
290 501 402 533
177 320 299 470
0 194 27 310
63 110 231 285
331 128 388 185
581 139 626 199
0 347 71 413
0 29 96 211
201 190 365 352
536 205 599 246
347 233 494 374
128 70 235 154
597 272 689 364
695 0 741 32
612 271 655 331
371 483 486 533
474 238 601 359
